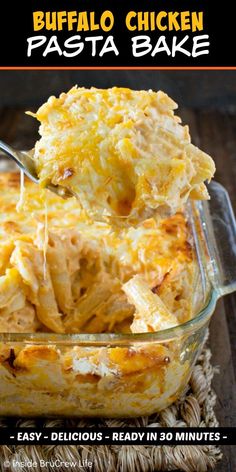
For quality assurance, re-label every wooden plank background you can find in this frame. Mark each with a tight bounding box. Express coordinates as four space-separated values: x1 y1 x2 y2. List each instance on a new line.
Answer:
0 104 235 471
1 70 236 112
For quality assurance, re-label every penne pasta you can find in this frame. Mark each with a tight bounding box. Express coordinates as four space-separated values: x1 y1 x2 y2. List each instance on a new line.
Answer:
123 275 177 333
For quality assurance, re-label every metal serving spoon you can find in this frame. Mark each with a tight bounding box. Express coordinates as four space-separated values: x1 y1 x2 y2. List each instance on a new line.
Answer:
0 140 74 198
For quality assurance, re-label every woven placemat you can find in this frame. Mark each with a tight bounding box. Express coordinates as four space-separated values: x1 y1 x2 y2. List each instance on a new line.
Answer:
0 346 222 472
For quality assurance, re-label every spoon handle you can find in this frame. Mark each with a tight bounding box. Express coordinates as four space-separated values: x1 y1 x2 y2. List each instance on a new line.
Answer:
0 140 38 183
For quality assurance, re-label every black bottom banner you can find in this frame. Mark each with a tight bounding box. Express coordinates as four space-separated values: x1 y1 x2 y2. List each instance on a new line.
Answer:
0 427 235 446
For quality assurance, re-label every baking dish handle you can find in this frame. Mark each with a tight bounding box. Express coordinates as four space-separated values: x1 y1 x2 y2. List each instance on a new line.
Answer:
200 181 236 297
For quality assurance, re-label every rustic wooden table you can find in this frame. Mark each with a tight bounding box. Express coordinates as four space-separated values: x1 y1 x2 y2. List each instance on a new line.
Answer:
180 109 236 472
0 107 235 471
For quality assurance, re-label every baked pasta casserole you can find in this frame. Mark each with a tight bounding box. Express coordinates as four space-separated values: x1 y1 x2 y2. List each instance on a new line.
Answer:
0 87 215 416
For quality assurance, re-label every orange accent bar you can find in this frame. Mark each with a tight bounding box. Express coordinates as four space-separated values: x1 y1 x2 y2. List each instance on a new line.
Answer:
0 67 235 71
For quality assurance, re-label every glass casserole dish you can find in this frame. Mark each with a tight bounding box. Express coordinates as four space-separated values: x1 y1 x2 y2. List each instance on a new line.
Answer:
0 178 235 418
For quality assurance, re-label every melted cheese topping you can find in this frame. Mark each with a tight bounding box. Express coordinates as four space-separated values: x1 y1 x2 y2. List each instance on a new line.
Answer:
16 169 25 212
43 191 49 280
0 172 196 335
29 86 215 225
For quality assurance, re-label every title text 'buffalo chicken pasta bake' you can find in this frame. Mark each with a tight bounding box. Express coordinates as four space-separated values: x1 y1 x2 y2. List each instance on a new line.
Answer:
0 87 216 416
29 87 215 225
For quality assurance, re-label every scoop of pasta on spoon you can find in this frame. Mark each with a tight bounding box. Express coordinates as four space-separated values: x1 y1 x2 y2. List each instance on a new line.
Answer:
1 86 215 225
